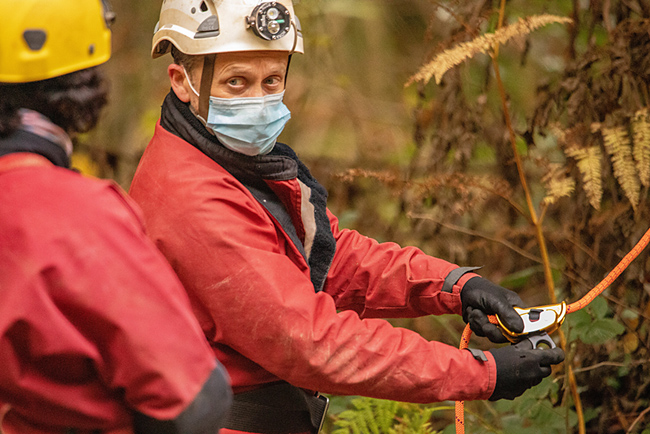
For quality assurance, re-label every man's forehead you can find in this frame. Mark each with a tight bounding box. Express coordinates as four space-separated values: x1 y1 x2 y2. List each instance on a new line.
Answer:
214 51 289 70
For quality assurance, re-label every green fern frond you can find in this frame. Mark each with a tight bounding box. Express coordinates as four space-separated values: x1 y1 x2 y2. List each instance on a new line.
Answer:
334 398 399 434
363 403 379 434
602 125 641 210
566 146 604 210
542 163 576 205
398 404 438 434
351 399 372 434
378 400 400 432
332 398 440 434
632 108 650 187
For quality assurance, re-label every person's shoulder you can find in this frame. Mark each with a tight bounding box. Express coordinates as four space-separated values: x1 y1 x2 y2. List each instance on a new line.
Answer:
0 166 141 251
132 127 244 209
47 167 125 210
0 163 109 206
136 124 232 186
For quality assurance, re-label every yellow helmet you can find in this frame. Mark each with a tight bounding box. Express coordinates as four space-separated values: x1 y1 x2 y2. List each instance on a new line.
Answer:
152 0 304 58
0 0 114 83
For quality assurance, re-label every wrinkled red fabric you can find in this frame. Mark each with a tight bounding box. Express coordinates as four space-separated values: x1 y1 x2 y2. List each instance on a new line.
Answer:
0 153 217 433
130 123 497 405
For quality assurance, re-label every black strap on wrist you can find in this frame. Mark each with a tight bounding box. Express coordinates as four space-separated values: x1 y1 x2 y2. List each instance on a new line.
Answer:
466 348 489 362
441 266 482 293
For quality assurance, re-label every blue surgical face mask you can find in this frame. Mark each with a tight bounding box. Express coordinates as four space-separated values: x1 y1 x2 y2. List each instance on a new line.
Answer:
184 68 291 156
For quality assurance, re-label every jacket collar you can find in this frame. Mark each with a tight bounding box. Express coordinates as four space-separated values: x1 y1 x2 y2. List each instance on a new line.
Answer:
0 129 70 168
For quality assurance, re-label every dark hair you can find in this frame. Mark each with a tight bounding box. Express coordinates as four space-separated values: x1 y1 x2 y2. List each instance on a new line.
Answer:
171 45 202 74
0 67 109 138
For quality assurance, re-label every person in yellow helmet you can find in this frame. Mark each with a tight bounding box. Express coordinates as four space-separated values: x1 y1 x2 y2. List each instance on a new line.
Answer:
130 1 564 433
0 1 232 433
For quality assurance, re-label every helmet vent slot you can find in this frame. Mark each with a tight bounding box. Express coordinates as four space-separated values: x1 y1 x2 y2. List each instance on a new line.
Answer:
23 30 47 51
200 1 208 12
195 15 220 39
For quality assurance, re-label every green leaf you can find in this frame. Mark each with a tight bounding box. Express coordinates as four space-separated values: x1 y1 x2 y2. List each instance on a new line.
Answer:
514 395 541 418
527 376 558 400
588 296 609 319
566 309 592 338
529 401 575 429
579 318 625 344
583 406 600 423
499 266 543 289
473 142 497 163
516 136 529 155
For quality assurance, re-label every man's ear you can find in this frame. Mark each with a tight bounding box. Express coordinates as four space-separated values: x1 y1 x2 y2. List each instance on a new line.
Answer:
168 63 193 104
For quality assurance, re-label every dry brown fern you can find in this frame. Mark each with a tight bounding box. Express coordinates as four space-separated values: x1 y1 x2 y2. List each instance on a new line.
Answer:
566 146 604 210
632 108 650 187
406 14 573 86
337 168 400 186
602 125 641 210
542 163 576 205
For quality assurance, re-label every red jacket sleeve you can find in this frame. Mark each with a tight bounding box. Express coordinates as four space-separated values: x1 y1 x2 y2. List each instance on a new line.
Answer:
324 210 480 319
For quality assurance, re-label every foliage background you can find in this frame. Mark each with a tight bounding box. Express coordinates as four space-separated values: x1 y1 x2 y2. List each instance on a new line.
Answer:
80 1 650 432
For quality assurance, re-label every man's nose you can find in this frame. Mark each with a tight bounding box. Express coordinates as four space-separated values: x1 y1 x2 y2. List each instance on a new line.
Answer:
245 85 266 98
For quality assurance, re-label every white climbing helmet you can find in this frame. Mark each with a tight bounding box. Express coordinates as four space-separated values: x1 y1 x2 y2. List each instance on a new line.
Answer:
152 0 304 58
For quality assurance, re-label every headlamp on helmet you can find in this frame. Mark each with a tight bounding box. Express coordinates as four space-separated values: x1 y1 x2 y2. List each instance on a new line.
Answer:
246 2 291 41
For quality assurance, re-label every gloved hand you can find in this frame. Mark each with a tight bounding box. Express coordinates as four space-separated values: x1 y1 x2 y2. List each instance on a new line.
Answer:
461 276 524 343
488 339 565 400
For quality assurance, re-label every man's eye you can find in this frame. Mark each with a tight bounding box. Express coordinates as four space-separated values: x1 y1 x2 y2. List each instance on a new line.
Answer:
228 78 243 86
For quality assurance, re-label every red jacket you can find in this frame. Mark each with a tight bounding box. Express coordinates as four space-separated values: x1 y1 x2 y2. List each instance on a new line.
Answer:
130 122 498 404
0 153 219 433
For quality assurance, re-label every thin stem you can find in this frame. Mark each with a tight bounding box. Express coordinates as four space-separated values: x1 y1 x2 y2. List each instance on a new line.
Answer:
627 406 650 434
407 212 544 263
491 0 585 432
491 60 554 294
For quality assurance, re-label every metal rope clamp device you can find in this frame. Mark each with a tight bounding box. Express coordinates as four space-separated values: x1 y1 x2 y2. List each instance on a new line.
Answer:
496 301 567 349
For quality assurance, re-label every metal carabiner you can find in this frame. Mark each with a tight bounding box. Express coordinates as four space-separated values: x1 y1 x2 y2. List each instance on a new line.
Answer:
496 301 567 346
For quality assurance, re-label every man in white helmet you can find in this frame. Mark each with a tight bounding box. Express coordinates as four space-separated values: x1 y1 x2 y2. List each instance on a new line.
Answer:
130 1 565 432
0 1 232 433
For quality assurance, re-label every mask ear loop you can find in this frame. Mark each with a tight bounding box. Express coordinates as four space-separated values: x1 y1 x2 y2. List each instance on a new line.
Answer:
198 54 217 121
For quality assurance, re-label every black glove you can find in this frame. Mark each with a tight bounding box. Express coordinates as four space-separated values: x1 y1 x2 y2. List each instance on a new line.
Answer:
461 276 525 343
488 340 565 401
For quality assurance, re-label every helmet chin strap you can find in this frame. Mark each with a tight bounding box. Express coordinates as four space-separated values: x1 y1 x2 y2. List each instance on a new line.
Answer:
198 54 216 121
283 20 298 87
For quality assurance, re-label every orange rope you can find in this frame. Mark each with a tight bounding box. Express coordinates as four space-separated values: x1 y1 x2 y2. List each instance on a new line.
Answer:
455 324 476 433
455 226 650 434
567 227 650 313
